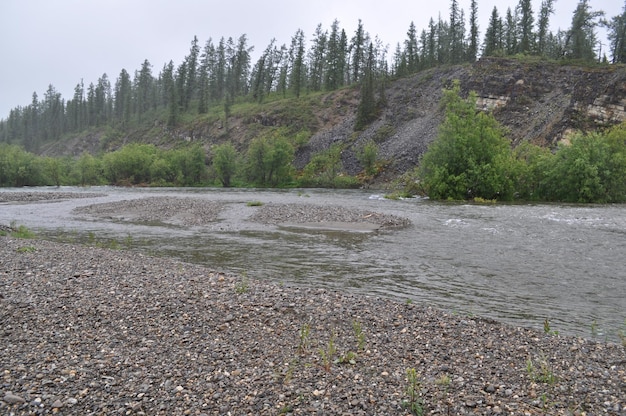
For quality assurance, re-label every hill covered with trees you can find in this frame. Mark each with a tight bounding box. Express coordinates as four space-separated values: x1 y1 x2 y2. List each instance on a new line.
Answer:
1 0 626 202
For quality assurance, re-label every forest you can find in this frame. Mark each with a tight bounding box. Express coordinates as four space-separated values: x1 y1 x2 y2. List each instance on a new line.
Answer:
1 0 626 202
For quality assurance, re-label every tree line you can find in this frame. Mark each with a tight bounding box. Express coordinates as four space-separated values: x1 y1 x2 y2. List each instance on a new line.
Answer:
0 126 368 189
1 0 625 152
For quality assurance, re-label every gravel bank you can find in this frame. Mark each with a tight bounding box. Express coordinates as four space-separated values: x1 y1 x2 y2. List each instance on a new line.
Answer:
1 236 624 415
0 191 105 203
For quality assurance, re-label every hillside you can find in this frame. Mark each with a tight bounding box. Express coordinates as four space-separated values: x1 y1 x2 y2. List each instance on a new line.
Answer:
39 57 626 181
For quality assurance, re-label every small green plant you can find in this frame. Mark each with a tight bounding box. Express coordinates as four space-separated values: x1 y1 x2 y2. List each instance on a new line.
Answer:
353 320 366 351
526 356 557 384
16 245 37 253
234 277 249 294
543 318 559 336
124 234 133 249
297 323 311 355
10 223 35 239
403 368 425 416
435 374 451 387
282 357 298 385
618 320 626 347
338 350 358 365
318 331 337 372
246 200 264 206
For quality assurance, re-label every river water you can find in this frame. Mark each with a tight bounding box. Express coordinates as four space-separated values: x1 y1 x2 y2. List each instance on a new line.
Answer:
1 186 624 341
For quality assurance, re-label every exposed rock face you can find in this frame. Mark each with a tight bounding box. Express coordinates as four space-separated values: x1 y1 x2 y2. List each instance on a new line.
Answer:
345 58 626 175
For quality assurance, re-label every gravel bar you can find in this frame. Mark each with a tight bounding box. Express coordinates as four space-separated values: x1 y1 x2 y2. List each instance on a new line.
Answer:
1 235 624 415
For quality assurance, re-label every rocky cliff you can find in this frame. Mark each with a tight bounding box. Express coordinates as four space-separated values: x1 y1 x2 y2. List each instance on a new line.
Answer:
300 57 626 177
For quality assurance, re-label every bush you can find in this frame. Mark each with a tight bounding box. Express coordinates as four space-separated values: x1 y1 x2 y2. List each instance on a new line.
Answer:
418 81 516 201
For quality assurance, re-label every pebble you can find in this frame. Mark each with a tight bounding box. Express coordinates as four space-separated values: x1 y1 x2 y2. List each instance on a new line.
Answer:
3 392 26 404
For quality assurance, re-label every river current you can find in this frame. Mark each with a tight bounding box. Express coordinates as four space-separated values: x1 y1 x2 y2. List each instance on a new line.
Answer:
1 186 624 341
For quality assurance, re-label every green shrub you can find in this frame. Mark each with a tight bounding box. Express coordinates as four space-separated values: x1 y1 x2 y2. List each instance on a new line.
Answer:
418 81 516 201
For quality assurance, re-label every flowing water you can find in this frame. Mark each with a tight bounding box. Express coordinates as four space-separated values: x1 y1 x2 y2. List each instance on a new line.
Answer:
1 186 625 340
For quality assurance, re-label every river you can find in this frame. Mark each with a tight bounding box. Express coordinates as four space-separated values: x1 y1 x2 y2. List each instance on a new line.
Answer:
1 186 624 341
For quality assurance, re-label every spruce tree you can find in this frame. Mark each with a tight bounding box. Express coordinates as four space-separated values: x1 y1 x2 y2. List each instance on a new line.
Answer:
516 0 535 54
351 20 367 83
308 24 327 92
405 22 419 73
483 7 503 56
467 0 479 62
536 0 555 56
355 43 377 131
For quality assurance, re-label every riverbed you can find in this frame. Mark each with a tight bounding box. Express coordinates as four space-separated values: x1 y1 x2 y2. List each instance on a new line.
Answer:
1 186 624 340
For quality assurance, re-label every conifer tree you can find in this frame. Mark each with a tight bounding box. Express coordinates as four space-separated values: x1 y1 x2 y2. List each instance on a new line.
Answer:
325 20 345 90
504 7 518 55
136 59 154 119
565 0 604 61
483 7 503 56
536 0 555 56
405 22 419 73
308 24 327 92
114 69 132 126
288 29 306 98
607 1 626 63
183 36 200 111
449 0 464 64
355 43 377 131
197 38 215 113
516 0 535 54
351 20 367 83
467 0 479 62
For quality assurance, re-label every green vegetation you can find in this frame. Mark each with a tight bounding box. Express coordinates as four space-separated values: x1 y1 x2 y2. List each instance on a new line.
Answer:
418 81 516 201
318 330 337 372
543 318 560 336
8 224 36 239
403 368 425 416
414 82 626 203
16 245 37 253
234 276 250 294
526 355 558 384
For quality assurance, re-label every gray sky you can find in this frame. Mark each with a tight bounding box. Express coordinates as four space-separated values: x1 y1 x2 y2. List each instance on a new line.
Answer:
0 0 621 119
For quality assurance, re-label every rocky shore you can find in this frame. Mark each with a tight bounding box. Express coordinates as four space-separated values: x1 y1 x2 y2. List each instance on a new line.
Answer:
1 193 624 415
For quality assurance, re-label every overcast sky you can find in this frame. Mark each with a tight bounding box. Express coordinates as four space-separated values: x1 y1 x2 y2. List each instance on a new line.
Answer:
0 0 621 119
